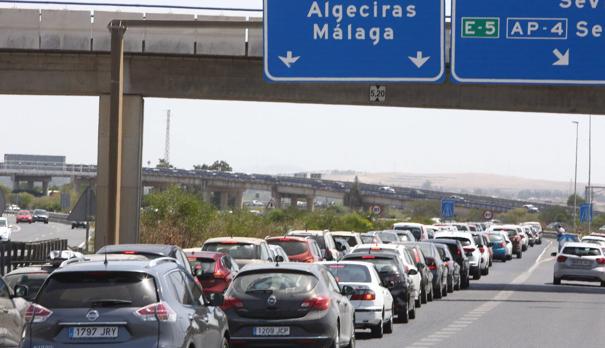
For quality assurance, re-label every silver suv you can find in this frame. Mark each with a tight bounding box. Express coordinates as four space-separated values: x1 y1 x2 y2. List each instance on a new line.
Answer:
20 257 229 348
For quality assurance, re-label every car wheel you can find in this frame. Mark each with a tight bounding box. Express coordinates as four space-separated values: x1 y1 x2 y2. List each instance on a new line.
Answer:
473 269 482 280
553 276 561 285
44 221 48 224
344 330 355 348
421 288 428 304
331 326 340 348
482 266 489 276
221 336 230 348
384 305 394 334
522 245 528 252
434 285 442 299
442 284 448 297
502 257 507 263
517 251 522 259
371 312 384 338
447 276 454 293
409 306 416 320
395 301 409 324
601 281 605 288
415 295 421 308
427 287 434 302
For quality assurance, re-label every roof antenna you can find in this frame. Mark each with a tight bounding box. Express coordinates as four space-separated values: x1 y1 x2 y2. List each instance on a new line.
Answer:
104 249 108 266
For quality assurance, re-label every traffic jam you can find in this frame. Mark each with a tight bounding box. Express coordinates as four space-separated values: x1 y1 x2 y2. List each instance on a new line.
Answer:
2 220 580 348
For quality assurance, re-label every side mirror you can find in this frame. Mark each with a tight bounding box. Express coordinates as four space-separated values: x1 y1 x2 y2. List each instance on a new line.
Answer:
14 285 29 298
550 252 557 257
275 255 285 263
407 269 418 276
207 293 224 307
341 285 355 296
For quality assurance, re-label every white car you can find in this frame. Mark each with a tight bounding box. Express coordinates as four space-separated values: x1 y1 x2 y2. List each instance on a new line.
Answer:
471 232 492 275
581 235 605 247
331 231 363 248
435 231 487 280
322 261 394 338
553 242 605 286
0 217 11 241
393 222 428 241
518 226 530 251
350 244 422 304
379 186 396 194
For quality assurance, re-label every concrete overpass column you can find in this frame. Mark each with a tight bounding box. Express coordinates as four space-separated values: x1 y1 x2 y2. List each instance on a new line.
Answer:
306 195 315 212
11 175 18 191
234 190 244 210
42 180 49 196
26 180 34 190
201 190 211 203
271 188 282 209
96 94 144 249
219 191 229 210
290 196 298 209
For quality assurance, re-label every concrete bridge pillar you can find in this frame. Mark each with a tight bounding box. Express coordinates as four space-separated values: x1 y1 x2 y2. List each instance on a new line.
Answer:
26 180 34 190
306 195 316 212
271 188 282 209
41 180 49 196
234 190 244 210
219 191 229 210
96 94 144 250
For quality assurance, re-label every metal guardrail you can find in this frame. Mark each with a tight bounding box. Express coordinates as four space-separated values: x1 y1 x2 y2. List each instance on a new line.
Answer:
0 239 68 276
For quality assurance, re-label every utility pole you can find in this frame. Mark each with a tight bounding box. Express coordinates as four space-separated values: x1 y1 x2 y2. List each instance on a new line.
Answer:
164 109 171 164
588 115 593 233
572 120 579 233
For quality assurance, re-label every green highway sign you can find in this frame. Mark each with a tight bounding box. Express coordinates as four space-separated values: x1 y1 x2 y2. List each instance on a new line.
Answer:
461 18 500 38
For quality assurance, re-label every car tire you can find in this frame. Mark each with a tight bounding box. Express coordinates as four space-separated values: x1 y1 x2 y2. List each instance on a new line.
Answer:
462 275 470 289
553 276 561 285
421 288 428 304
331 326 340 348
517 251 522 259
473 270 482 280
454 277 460 291
427 288 434 302
601 281 605 288
482 266 489 276
409 306 416 320
502 257 507 263
522 245 528 252
442 284 448 297
221 336 230 348
415 295 421 308
371 316 384 338
344 330 355 348
384 305 394 334
434 286 442 299
395 301 409 324
447 276 454 293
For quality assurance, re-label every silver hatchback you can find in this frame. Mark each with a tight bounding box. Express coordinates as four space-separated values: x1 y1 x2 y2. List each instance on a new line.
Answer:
553 242 605 287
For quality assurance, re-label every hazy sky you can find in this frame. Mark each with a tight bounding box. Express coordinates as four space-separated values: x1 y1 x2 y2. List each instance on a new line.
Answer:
0 0 602 184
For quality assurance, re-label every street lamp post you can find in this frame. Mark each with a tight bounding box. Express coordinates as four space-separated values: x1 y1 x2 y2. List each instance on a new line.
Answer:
572 121 579 233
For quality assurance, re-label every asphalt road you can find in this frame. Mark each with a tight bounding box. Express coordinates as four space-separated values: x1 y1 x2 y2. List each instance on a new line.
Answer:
5 214 87 248
356 240 605 348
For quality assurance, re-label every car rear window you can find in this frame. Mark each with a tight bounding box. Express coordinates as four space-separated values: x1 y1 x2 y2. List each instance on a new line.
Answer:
334 235 359 247
326 264 371 283
344 256 401 274
378 232 399 243
189 258 216 274
290 234 326 250
395 227 421 240
37 272 157 308
437 236 471 246
488 234 504 242
268 240 309 255
4 273 48 300
418 244 436 258
562 246 602 257
361 235 377 244
233 271 318 294
203 243 259 260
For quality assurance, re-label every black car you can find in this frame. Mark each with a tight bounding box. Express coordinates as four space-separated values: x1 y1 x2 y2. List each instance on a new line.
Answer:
20 258 229 348
429 239 471 289
342 252 416 323
433 243 462 292
32 209 49 224
96 243 193 275
0 277 28 347
71 221 88 229
223 262 355 348
415 242 448 299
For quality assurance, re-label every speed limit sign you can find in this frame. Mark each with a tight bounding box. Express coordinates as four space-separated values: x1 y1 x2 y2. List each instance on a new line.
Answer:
371 205 383 215
483 210 494 221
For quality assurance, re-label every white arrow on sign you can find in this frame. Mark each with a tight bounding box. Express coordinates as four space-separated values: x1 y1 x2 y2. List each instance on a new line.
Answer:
408 51 430 68
552 49 569 66
278 51 300 68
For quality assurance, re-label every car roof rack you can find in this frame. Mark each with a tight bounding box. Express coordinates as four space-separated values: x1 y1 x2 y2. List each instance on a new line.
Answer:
146 257 178 268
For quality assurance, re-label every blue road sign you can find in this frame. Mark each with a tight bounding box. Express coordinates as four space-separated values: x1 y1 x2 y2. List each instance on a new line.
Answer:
263 0 445 82
452 0 605 84
441 199 455 219
580 203 593 223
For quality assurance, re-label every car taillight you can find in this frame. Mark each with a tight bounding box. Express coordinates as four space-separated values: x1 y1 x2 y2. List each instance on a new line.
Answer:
428 265 437 271
499 242 506 248
351 290 376 301
222 296 244 311
301 296 330 311
464 247 475 253
24 304 53 323
479 247 485 253
362 255 375 259
596 258 605 265
135 302 177 322
557 255 567 263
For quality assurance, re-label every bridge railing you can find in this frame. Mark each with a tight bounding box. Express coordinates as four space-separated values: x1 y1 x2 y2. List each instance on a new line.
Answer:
0 239 68 276
0 162 97 174
0 9 262 57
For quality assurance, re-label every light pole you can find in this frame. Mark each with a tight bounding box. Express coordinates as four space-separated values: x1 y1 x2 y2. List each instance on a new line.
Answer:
572 121 579 233
588 115 593 233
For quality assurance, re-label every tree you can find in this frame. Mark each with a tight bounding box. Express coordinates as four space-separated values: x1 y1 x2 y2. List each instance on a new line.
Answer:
194 160 233 172
156 158 174 169
567 194 586 207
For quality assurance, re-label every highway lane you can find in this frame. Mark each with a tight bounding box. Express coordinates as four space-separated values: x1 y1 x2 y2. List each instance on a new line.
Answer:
5 214 86 248
357 240 605 348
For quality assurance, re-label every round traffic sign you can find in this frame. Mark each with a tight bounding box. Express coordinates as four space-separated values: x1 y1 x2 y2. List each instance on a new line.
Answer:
371 205 383 215
483 210 494 221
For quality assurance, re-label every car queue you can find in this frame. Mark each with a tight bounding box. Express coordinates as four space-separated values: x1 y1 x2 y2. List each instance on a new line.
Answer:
1 221 546 348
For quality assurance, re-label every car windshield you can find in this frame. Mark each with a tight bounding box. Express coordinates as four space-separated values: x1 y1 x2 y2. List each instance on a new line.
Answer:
3 273 48 300
418 244 436 257
37 272 157 308
203 243 259 260
268 240 309 255
290 234 326 249
326 264 371 283
34 209 46 214
233 271 318 294
19 211 29 215
189 258 216 274
562 246 602 257
437 236 472 246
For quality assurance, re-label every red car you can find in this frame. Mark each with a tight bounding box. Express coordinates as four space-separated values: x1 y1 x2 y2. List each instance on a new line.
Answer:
16 210 33 223
187 251 239 294
266 236 323 263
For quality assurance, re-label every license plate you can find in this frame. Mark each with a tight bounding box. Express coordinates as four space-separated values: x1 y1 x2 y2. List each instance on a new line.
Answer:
69 327 118 339
253 327 290 336
572 260 592 267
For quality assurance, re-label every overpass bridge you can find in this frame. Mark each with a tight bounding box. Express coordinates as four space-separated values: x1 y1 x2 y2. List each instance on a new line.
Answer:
0 161 567 214
0 6 598 247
